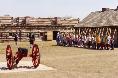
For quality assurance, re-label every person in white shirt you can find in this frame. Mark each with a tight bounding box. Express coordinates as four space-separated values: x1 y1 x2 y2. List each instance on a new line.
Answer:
106 33 111 50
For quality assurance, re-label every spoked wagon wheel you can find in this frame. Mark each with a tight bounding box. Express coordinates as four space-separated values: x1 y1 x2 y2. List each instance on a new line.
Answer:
32 44 40 68
6 45 14 70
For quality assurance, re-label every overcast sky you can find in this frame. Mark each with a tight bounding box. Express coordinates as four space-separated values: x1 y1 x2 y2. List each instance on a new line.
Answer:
0 0 118 20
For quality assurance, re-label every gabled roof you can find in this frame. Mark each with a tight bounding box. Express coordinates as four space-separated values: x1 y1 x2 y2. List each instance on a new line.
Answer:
75 7 118 27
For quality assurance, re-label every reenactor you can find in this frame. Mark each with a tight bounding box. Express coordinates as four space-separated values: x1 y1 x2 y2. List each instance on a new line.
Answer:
29 33 35 48
14 33 18 45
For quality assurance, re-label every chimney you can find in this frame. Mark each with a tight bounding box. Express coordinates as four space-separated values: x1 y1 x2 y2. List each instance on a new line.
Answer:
102 8 109 12
117 6 118 9
116 6 118 10
114 6 118 11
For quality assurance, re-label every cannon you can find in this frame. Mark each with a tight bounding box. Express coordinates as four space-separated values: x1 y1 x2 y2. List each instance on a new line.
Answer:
6 44 40 70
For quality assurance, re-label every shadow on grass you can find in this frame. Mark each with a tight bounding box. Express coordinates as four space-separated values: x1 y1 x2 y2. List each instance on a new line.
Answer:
0 66 35 71
52 45 58 46
51 45 115 51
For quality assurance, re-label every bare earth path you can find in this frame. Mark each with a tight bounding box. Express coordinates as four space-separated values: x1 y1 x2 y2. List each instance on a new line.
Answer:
0 41 118 78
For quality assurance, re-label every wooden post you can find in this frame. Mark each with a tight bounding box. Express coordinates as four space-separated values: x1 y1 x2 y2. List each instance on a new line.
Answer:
47 31 53 41
116 28 118 47
19 29 21 41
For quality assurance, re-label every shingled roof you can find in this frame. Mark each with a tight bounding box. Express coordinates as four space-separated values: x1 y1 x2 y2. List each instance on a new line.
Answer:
75 7 118 27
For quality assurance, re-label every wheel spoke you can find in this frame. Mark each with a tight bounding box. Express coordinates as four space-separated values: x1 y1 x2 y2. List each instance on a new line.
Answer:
32 44 40 68
6 45 13 70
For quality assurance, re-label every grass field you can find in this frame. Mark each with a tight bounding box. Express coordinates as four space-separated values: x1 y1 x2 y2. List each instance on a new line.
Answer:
0 41 118 78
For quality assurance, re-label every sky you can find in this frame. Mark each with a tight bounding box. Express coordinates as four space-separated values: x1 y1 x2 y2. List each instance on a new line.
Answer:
0 0 118 20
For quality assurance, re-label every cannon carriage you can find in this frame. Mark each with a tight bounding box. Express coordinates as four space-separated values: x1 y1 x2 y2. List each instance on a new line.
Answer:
6 44 40 70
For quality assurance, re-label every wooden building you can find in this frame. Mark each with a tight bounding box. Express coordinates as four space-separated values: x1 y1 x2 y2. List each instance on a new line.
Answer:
0 16 79 41
74 6 118 47
0 15 13 26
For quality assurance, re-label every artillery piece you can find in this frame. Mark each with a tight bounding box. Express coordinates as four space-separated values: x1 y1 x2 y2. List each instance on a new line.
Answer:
6 44 40 70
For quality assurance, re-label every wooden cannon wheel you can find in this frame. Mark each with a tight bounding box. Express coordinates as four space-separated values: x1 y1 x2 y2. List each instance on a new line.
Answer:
6 45 14 70
32 44 40 68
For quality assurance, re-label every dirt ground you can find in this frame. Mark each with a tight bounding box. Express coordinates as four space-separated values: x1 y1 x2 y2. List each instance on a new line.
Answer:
0 41 118 78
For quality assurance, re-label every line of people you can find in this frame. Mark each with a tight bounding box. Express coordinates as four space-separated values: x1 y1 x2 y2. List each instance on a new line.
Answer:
56 28 116 50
